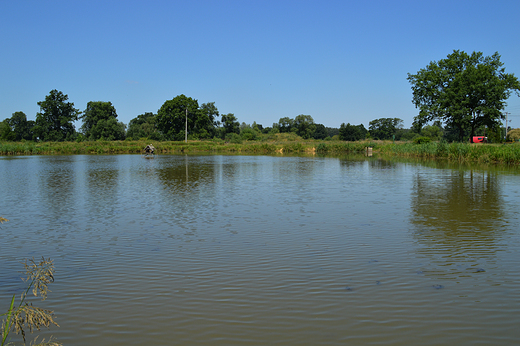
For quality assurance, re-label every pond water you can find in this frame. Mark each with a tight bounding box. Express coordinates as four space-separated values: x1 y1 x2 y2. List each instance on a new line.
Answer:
1 154 520 345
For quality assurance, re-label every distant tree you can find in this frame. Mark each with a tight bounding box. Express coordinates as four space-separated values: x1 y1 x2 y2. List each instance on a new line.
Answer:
199 102 219 138
293 114 316 139
80 101 125 140
326 127 339 138
261 126 272 134
339 123 367 141
396 128 417 141
3 111 34 141
252 121 263 132
278 117 294 133
127 112 160 139
221 113 240 137
506 128 520 142
34 89 80 141
156 95 218 140
369 118 403 140
239 122 250 132
411 112 426 134
200 102 219 126
0 119 15 141
408 50 520 142
421 124 443 140
156 95 200 141
313 124 328 139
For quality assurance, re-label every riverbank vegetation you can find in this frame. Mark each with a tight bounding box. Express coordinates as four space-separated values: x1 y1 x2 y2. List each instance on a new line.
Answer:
1 135 520 165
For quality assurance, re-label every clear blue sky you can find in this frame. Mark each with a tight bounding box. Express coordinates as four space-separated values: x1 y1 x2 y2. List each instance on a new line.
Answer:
1 0 520 130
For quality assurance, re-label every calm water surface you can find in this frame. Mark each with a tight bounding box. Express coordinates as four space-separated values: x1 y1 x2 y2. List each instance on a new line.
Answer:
1 154 519 345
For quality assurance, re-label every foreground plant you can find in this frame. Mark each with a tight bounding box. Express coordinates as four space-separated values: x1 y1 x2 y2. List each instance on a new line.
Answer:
1 257 61 346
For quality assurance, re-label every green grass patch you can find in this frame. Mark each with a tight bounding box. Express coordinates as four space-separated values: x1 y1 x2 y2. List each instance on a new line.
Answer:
2 139 520 164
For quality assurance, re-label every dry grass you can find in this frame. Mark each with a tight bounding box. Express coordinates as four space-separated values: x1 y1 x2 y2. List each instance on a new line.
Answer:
1 256 61 346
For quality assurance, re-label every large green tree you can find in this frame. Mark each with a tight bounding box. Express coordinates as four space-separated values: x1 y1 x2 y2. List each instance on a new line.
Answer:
80 101 125 140
369 118 403 140
278 117 294 133
156 95 215 141
220 113 240 137
421 123 443 140
293 114 316 139
127 112 160 139
339 123 367 141
0 120 15 141
313 123 328 139
3 112 35 141
34 89 80 141
408 50 520 142
199 102 219 138
326 127 339 138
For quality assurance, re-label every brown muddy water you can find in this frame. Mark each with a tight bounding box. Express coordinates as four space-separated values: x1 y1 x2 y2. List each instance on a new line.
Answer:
1 154 519 345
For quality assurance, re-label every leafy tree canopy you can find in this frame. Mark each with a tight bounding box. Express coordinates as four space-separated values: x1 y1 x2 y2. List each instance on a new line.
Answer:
369 118 403 140
0 119 15 141
421 124 443 140
221 113 240 137
81 101 125 140
156 95 217 140
278 117 294 133
127 112 160 140
326 127 339 138
313 123 328 140
292 114 316 139
408 50 520 142
506 128 520 142
200 102 219 131
34 89 80 141
1 112 35 141
339 123 367 141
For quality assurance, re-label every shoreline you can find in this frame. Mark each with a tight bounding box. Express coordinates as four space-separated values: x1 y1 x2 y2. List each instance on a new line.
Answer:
1 139 520 165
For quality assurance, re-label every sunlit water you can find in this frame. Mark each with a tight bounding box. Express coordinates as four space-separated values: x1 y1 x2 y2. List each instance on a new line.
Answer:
1 154 520 345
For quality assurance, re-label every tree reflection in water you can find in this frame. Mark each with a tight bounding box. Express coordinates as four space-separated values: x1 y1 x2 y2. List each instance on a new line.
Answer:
410 168 506 278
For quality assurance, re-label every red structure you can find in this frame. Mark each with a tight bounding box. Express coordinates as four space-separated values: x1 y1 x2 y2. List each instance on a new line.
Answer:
472 136 487 143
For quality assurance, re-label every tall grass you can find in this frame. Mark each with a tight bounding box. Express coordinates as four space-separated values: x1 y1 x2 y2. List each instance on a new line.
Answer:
2 139 520 164
379 141 520 164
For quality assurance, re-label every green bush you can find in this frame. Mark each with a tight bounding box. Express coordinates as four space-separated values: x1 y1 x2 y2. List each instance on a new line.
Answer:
413 136 431 144
240 128 258 141
506 128 520 142
225 133 242 144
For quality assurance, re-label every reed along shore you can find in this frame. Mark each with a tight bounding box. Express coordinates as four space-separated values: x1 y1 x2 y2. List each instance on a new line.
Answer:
1 139 520 165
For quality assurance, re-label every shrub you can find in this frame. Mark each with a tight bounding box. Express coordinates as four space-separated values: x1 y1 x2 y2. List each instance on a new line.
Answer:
316 143 328 152
413 136 431 144
225 133 242 144
506 128 520 142
240 128 258 141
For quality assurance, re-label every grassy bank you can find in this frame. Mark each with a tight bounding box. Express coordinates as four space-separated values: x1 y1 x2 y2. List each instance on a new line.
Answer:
0 138 377 156
377 141 520 165
1 138 520 164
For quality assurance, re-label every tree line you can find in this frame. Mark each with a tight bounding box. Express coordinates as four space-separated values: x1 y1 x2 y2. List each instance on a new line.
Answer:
2 50 518 143
0 91 352 142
